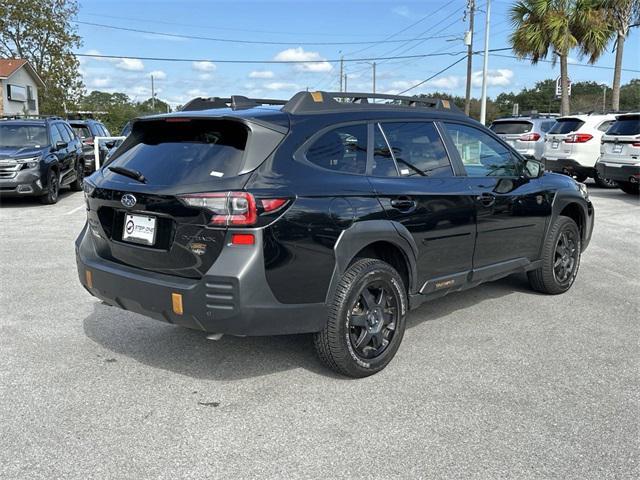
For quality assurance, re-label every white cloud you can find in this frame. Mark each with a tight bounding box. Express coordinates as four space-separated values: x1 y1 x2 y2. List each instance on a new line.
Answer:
392 6 411 18
186 88 208 97
116 58 145 71
90 77 112 88
274 47 332 73
198 73 213 80
428 75 461 89
192 61 216 72
149 70 167 80
249 70 275 79
472 69 514 87
264 82 299 91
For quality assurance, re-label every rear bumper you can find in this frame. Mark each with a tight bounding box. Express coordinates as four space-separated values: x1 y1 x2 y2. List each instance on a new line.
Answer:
0 170 45 196
595 161 640 184
544 158 595 177
75 224 328 336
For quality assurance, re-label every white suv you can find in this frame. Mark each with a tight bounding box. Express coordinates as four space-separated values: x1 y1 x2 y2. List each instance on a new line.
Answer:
543 113 618 187
596 113 640 195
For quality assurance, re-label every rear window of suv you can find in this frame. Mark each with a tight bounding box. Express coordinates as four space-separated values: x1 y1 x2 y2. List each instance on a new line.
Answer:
490 121 532 135
606 116 640 136
105 119 248 185
549 118 585 134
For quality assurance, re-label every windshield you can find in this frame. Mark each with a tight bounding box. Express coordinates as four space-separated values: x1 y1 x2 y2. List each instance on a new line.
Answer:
549 118 585 134
490 121 533 135
105 119 248 186
607 116 640 136
0 124 48 148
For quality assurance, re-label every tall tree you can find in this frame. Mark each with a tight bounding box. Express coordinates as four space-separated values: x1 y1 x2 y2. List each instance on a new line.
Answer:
509 0 612 115
601 0 640 110
0 0 84 114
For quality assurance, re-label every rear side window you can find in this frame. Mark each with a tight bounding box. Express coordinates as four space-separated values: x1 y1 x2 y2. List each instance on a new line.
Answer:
549 118 585 134
100 124 111 136
490 121 532 135
607 116 640 135
105 119 248 185
378 122 452 177
540 121 555 133
305 124 367 174
597 120 614 132
55 124 72 143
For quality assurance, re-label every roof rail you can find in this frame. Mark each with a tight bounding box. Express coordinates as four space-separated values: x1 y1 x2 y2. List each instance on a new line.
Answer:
282 91 460 114
0 114 63 121
181 95 287 112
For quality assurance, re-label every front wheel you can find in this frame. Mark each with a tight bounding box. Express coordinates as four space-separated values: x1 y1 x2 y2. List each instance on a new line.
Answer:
70 160 84 191
40 169 59 205
314 258 408 378
528 216 581 294
619 181 640 196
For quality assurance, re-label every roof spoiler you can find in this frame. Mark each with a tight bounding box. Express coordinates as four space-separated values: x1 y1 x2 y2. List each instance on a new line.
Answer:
281 91 461 114
181 96 287 111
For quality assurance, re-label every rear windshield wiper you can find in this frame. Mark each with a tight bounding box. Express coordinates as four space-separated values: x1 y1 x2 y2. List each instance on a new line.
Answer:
108 166 147 183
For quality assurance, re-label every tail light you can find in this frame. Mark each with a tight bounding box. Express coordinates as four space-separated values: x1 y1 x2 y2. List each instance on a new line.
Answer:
519 132 541 142
179 192 289 226
564 133 593 143
632 137 640 147
84 137 94 146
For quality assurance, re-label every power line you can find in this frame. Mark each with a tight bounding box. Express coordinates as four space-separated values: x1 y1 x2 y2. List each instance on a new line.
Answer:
74 20 475 47
75 50 470 64
491 54 640 73
397 55 468 94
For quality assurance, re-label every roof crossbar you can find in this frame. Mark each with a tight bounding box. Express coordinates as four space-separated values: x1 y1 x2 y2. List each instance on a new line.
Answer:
181 96 287 112
282 91 460 114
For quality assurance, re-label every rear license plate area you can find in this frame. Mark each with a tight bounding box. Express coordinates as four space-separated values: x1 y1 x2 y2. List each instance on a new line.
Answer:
123 214 157 245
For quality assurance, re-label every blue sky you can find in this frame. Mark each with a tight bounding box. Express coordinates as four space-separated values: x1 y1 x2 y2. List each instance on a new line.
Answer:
76 0 640 107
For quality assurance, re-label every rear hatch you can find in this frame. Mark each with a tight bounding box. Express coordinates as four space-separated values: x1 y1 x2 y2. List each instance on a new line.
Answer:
544 117 585 157
490 120 535 150
85 115 287 278
601 114 640 164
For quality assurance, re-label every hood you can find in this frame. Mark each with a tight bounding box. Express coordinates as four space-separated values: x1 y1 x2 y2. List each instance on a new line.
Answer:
0 146 46 160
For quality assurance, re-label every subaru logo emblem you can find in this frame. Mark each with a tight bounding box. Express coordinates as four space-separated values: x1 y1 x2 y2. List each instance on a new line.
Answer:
121 194 137 208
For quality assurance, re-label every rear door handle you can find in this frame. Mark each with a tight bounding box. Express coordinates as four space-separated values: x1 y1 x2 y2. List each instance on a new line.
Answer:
476 193 496 207
390 197 417 211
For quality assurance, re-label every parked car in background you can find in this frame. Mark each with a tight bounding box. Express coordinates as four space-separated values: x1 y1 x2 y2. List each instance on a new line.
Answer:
103 121 132 164
543 113 618 187
76 91 594 377
68 119 112 174
596 112 640 195
490 114 557 160
0 117 84 204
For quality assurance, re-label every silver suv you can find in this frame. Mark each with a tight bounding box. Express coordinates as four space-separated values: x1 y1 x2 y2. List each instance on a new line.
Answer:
596 113 640 195
490 115 557 160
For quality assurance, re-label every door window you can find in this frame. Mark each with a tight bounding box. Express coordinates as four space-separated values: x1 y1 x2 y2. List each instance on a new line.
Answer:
50 125 64 145
55 124 72 143
305 124 367 174
378 122 452 177
444 123 521 177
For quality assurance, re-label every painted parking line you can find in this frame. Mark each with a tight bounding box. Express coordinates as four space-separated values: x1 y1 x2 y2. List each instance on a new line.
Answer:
65 204 86 215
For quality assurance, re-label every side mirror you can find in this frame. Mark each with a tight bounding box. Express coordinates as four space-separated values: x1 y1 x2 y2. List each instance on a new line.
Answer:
524 159 543 178
54 141 68 151
104 141 116 149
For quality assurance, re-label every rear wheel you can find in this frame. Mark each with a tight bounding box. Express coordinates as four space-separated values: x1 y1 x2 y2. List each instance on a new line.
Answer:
314 258 407 378
573 172 588 183
70 160 84 191
593 171 618 188
619 181 640 196
528 216 581 294
40 169 59 205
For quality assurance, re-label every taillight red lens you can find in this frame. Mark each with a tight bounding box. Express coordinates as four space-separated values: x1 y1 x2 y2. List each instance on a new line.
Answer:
564 133 593 143
179 192 257 226
231 233 255 245
519 132 541 142
260 198 288 212
84 137 94 145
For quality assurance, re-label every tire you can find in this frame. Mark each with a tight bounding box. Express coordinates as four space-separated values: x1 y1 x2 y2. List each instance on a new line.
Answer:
619 181 640 196
313 258 408 378
70 159 84 191
573 173 588 183
40 169 59 205
593 171 618 188
528 216 581 295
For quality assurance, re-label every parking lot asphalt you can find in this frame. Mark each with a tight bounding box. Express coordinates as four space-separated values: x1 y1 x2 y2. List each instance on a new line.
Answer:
0 183 638 480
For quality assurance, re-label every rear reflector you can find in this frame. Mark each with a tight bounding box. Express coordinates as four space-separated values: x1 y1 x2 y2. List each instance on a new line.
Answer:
231 233 255 245
172 293 184 315
85 270 93 288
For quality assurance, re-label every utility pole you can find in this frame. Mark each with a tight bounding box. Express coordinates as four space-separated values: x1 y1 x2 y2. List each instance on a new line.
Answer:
372 62 376 95
464 0 475 116
151 74 155 111
344 73 348 92
339 55 344 92
479 0 491 125
602 85 607 113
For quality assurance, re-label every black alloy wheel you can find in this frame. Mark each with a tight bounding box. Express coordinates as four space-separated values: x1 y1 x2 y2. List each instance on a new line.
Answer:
553 229 579 284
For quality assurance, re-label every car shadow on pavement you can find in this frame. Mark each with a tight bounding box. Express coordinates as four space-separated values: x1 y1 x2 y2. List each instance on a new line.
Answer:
83 273 533 381
585 188 639 206
0 190 77 208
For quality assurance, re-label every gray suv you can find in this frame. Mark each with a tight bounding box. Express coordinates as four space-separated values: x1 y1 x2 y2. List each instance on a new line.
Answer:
490 115 557 160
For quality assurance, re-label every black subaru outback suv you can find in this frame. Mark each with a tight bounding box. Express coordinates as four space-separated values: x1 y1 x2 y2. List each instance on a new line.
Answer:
76 91 594 377
0 117 85 204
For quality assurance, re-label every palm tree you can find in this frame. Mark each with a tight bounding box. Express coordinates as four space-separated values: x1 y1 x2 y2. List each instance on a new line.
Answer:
601 0 640 111
509 0 612 115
